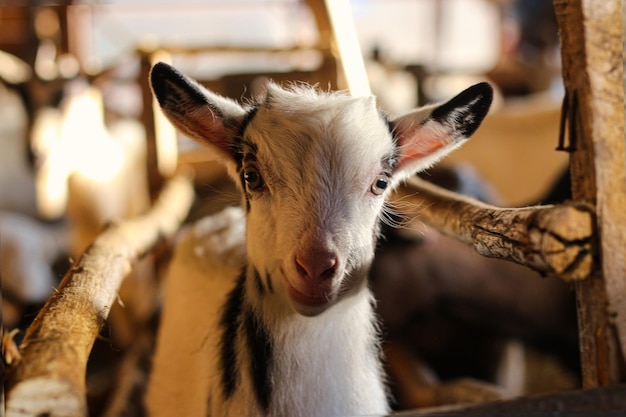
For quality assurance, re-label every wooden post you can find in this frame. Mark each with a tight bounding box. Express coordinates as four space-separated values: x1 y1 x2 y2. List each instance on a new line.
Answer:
553 0 626 386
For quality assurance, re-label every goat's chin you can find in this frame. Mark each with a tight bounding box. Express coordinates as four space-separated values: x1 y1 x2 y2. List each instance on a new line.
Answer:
286 284 336 317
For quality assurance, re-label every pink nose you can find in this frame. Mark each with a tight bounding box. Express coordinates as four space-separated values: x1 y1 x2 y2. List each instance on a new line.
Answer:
295 249 338 281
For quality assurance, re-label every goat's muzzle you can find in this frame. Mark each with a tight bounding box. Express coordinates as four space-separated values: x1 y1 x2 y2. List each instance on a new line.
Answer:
295 249 338 282
284 247 342 314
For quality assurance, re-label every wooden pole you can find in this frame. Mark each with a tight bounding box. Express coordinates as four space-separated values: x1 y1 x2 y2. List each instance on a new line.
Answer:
304 0 368 95
553 0 626 386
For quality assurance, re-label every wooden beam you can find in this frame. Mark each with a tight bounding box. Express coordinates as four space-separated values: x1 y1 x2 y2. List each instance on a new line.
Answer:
553 0 626 386
404 384 626 416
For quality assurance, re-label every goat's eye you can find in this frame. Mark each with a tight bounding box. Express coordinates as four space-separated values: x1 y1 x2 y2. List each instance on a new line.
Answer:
244 167 264 190
371 174 389 195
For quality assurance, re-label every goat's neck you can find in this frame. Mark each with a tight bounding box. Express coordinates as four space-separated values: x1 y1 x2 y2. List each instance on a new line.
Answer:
236 264 385 416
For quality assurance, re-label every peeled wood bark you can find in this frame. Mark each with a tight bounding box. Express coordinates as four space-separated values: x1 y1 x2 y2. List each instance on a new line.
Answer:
392 177 595 282
4 174 194 417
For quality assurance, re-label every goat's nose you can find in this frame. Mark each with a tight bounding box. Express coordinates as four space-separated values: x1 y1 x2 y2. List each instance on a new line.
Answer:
295 250 338 281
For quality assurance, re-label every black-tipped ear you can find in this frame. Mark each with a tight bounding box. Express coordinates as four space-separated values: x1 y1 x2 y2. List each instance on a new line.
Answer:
390 82 494 183
149 62 247 161
430 82 493 138
150 62 213 113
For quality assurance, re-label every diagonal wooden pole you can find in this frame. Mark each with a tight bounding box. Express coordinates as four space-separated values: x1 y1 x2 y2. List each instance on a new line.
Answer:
4 174 194 417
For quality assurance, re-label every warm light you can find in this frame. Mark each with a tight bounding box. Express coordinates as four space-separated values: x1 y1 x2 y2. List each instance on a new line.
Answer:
325 0 370 97
61 88 125 183
35 86 126 219
34 40 58 81
0 50 31 84
57 54 80 79
32 108 65 218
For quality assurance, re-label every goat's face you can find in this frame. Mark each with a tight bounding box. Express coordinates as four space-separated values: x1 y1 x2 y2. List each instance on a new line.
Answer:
240 89 394 315
150 63 492 316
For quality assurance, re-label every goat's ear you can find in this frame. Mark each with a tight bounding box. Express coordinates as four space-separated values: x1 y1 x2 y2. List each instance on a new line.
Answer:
391 82 493 180
150 62 247 162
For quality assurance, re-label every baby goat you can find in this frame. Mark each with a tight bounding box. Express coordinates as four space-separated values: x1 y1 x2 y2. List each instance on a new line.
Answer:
145 62 493 417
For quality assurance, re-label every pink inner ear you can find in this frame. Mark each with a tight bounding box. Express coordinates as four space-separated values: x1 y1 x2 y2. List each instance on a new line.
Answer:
395 121 452 170
200 123 237 154
183 107 236 156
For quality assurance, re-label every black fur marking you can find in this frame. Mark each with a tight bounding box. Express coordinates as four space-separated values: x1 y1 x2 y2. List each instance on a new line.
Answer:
234 106 259 171
382 112 400 170
243 306 274 412
429 82 493 138
150 62 221 116
382 152 398 172
239 168 251 212
253 268 265 296
219 269 247 400
236 138 259 212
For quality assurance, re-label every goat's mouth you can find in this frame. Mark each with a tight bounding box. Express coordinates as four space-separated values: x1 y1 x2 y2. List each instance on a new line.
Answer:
280 266 337 314
287 283 334 308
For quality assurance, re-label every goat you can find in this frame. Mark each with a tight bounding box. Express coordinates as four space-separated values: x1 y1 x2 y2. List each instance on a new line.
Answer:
145 62 493 417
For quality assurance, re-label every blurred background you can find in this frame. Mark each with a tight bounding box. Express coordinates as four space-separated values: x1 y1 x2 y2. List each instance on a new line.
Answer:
1 1 577 415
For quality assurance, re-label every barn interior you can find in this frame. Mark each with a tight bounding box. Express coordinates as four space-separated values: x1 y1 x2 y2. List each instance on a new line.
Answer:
1 1 624 416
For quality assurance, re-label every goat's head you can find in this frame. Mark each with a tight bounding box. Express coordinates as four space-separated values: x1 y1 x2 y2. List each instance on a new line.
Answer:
150 63 492 316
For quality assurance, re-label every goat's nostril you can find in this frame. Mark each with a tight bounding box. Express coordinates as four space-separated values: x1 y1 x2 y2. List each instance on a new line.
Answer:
295 260 308 278
295 252 338 281
320 264 337 281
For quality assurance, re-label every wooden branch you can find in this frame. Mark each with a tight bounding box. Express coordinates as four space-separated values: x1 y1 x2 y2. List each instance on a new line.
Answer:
4 174 195 417
392 177 595 281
